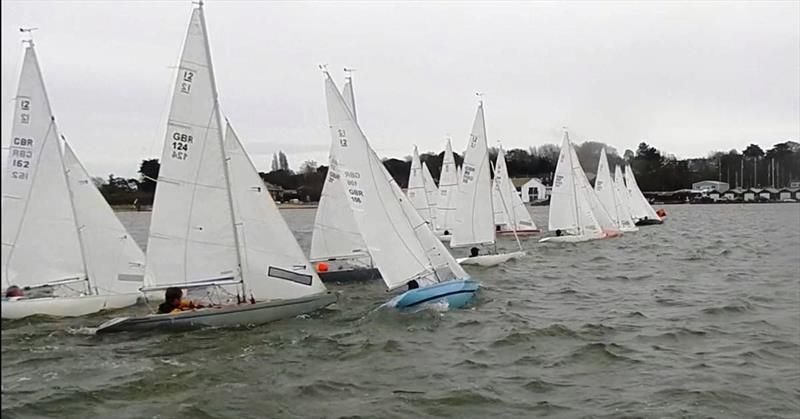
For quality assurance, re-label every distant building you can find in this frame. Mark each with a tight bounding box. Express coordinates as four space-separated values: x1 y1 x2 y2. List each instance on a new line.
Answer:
778 188 793 201
791 180 800 188
708 190 721 200
692 180 729 193
514 178 549 203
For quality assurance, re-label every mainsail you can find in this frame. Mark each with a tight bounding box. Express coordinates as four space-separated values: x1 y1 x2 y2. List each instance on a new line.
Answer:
492 146 538 232
309 76 368 262
547 131 603 237
407 146 433 224
624 164 661 221
435 139 458 234
421 161 439 229
324 73 466 290
451 102 495 248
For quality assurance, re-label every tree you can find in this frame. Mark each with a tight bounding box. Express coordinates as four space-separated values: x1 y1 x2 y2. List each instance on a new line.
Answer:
278 151 290 171
300 160 318 174
271 153 279 172
742 143 765 187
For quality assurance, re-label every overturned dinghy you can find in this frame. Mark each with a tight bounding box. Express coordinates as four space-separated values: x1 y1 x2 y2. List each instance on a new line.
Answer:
323 71 477 310
2 38 145 319
310 74 380 283
451 101 525 266
97 4 333 333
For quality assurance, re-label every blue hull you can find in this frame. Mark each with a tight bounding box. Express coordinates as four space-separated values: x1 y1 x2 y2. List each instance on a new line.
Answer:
388 279 480 310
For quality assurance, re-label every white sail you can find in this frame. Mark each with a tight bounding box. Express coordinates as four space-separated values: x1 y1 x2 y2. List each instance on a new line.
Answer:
407 146 433 223
2 43 86 289
309 78 368 262
224 124 326 300
421 161 439 229
624 164 661 221
145 7 240 287
594 148 634 230
493 146 537 232
451 103 495 248
63 142 145 293
435 139 458 234
570 142 618 233
613 165 638 231
324 73 465 290
547 132 603 237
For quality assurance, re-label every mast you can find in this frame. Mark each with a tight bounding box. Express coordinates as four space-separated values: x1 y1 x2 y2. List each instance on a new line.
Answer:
196 2 246 297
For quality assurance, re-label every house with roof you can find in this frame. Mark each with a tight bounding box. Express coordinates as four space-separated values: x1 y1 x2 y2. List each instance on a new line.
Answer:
513 177 549 203
722 188 742 201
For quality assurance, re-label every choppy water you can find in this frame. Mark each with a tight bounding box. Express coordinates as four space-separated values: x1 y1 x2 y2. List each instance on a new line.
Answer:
2 204 799 418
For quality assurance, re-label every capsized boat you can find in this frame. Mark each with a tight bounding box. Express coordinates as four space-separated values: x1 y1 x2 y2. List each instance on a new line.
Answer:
595 148 638 232
310 72 380 282
323 71 477 309
539 131 620 243
492 145 541 236
451 101 525 265
623 164 663 225
97 4 333 333
2 37 145 319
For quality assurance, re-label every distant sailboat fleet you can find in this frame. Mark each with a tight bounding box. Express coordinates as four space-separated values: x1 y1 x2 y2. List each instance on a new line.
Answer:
1 3 664 327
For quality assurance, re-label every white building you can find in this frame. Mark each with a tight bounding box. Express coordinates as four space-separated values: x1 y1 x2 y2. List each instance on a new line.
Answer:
692 180 730 193
513 177 550 203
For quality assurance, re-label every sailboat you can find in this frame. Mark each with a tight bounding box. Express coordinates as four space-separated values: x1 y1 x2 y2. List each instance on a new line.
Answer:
450 102 525 266
594 148 638 232
540 131 621 243
96 3 334 333
435 139 458 242
492 145 541 236
407 146 435 225
309 74 380 282
2 38 145 319
623 164 663 225
323 71 478 309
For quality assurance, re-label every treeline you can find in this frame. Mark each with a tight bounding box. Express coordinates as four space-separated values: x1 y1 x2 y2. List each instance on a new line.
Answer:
95 140 799 205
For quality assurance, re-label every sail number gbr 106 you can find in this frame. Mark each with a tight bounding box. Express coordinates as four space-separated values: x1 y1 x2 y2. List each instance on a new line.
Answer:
170 132 192 161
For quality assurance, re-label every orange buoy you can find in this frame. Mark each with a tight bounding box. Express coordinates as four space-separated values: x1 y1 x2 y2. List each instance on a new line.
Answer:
316 262 329 273
656 208 667 218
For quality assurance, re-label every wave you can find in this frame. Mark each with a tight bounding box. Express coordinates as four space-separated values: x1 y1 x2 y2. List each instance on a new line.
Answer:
701 300 754 315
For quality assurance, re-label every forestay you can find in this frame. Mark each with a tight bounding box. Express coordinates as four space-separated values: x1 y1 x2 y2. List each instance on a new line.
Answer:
224 124 326 300
309 78 368 262
324 73 465 290
547 131 603 237
63 143 145 293
2 44 85 289
492 146 537 232
451 103 495 248
145 6 240 288
624 164 661 221
407 146 433 224
435 139 458 234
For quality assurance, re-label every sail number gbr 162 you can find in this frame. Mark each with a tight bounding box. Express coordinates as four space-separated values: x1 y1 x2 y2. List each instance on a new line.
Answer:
170 132 192 161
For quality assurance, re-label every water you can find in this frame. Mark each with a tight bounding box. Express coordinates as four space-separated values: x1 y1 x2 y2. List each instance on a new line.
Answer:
2 204 799 418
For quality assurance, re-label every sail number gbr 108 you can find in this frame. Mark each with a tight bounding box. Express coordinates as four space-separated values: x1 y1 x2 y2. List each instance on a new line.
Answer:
344 171 364 204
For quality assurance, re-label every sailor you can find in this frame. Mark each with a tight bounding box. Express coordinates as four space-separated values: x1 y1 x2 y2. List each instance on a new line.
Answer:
157 287 201 314
4 285 24 300
470 247 480 257
555 229 563 237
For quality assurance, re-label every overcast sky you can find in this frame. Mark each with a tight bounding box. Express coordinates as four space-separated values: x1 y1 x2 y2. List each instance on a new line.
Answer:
2 1 798 178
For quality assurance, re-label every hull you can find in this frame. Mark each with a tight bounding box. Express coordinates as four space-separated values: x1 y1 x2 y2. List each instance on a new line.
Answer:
1 293 140 320
386 279 479 309
456 251 526 267
620 225 639 233
635 218 663 226
496 229 541 237
95 292 337 334
539 234 600 243
318 267 381 283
